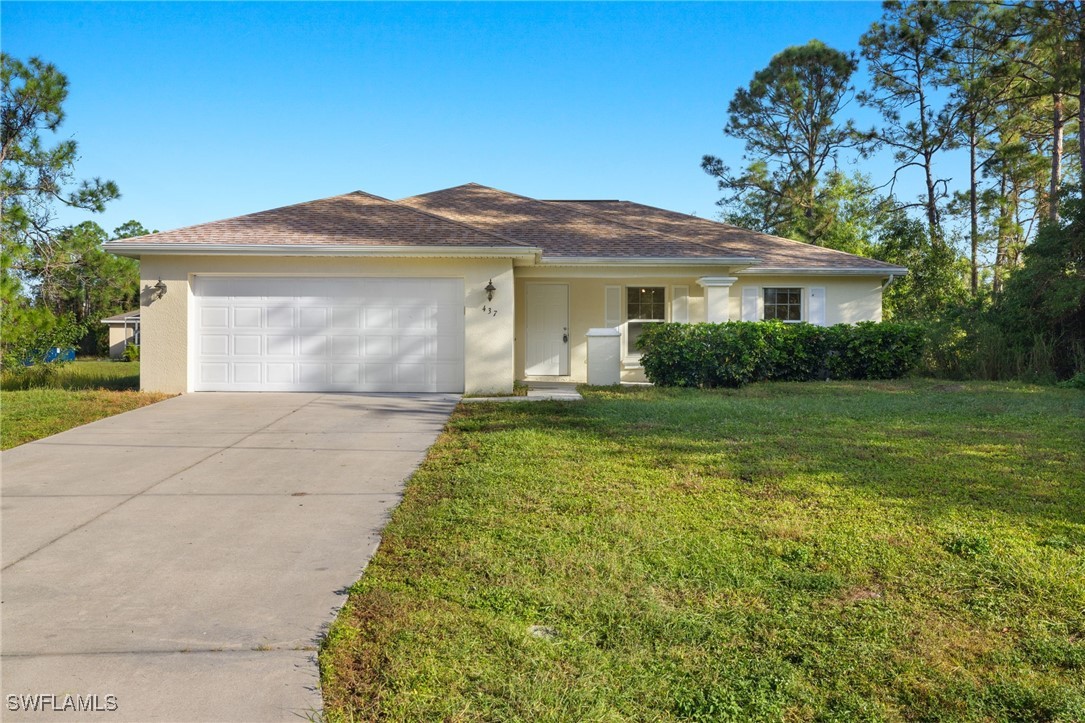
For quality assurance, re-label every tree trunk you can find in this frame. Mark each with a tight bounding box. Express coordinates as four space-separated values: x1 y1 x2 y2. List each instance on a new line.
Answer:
916 72 940 245
1079 24 1085 189
1049 92 1063 221
924 152 939 244
969 113 979 296
994 173 1009 295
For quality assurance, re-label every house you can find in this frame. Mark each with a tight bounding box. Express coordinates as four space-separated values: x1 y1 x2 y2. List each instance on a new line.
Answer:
105 183 907 394
100 310 140 359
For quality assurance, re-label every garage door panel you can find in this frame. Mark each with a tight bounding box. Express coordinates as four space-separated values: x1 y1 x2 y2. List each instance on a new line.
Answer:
395 307 427 330
364 364 394 385
360 307 391 331
299 336 328 357
201 307 229 327
231 307 260 328
233 335 261 355
201 335 229 356
430 335 462 360
265 363 293 384
200 363 229 384
397 335 427 359
266 306 296 328
299 364 327 384
435 363 463 388
300 307 327 328
332 308 361 329
363 336 393 356
233 363 262 384
266 335 295 356
193 277 464 392
331 336 360 356
396 365 428 386
331 364 360 384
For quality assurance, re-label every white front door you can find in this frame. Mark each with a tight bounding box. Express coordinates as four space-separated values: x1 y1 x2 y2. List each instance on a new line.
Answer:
525 284 569 376
192 276 465 392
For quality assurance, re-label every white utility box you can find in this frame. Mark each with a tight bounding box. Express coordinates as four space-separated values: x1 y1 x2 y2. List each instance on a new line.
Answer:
586 328 621 386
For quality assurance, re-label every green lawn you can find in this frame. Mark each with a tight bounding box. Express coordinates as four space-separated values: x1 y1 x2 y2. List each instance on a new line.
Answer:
321 380 1085 722
1 361 171 449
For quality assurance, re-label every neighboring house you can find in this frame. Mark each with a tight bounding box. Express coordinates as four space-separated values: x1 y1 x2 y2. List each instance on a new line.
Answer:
106 183 907 394
100 310 140 359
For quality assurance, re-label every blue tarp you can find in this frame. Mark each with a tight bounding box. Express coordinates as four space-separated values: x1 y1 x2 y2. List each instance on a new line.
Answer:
24 347 77 365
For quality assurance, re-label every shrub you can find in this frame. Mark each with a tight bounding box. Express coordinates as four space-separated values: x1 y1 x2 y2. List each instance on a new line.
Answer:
826 321 926 380
1057 371 1085 390
122 344 140 362
638 321 923 388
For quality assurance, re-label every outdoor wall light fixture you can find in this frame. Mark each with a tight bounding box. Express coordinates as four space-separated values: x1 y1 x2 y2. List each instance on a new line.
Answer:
151 278 168 301
485 279 496 302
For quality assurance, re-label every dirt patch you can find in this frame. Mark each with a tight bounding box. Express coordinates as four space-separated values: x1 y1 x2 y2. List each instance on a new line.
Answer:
834 586 884 605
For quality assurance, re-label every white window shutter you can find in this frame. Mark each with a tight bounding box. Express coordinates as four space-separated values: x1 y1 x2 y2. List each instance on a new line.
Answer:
741 287 760 321
671 285 689 323
808 287 826 326
605 286 621 328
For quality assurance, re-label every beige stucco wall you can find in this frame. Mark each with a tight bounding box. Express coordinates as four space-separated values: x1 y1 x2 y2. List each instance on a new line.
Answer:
138 255 515 395
138 255 887 393
730 276 884 325
107 325 137 359
513 269 885 383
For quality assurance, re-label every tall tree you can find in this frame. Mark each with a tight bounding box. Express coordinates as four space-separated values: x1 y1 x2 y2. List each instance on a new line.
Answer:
701 40 862 244
989 1 1083 220
874 207 969 322
1 54 119 367
859 1 960 246
2 55 119 262
942 1 1018 294
994 194 1085 379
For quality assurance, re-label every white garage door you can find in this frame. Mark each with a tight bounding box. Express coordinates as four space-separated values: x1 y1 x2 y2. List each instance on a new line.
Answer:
193 277 464 392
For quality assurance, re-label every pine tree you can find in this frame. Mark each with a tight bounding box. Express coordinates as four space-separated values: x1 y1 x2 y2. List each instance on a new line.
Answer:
701 40 863 245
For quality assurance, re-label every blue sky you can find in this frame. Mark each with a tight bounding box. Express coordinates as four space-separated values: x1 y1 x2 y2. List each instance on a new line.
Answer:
3 2 902 235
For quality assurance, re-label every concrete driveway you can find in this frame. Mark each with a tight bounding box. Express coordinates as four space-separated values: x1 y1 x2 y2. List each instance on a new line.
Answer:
1 392 457 721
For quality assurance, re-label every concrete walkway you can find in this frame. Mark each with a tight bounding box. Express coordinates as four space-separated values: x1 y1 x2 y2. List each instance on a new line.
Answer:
461 382 584 403
1 392 457 721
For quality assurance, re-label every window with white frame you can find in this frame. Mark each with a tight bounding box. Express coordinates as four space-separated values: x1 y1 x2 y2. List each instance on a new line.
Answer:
763 287 802 322
626 286 666 355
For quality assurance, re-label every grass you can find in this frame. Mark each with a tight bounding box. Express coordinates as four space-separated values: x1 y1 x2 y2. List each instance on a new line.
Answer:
321 379 1085 722
1 361 171 449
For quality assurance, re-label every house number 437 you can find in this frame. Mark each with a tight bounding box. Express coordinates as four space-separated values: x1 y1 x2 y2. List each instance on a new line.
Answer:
481 306 498 317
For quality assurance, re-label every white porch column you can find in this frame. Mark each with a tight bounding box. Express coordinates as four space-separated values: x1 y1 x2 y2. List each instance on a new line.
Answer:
697 277 738 323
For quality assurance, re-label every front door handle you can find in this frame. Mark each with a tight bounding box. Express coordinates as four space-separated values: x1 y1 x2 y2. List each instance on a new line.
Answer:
562 328 569 344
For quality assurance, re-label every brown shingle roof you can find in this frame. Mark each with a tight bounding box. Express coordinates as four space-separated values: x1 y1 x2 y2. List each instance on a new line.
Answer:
551 200 904 271
397 184 755 261
106 190 528 249
107 183 904 273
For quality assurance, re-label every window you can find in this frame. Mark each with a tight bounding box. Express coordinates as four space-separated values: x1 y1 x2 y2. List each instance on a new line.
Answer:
763 287 802 322
626 286 666 355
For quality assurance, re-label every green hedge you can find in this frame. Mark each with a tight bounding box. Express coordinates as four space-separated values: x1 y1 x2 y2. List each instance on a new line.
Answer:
638 321 924 388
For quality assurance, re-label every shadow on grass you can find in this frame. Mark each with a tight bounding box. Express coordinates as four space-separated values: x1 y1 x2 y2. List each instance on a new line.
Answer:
463 381 1085 529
